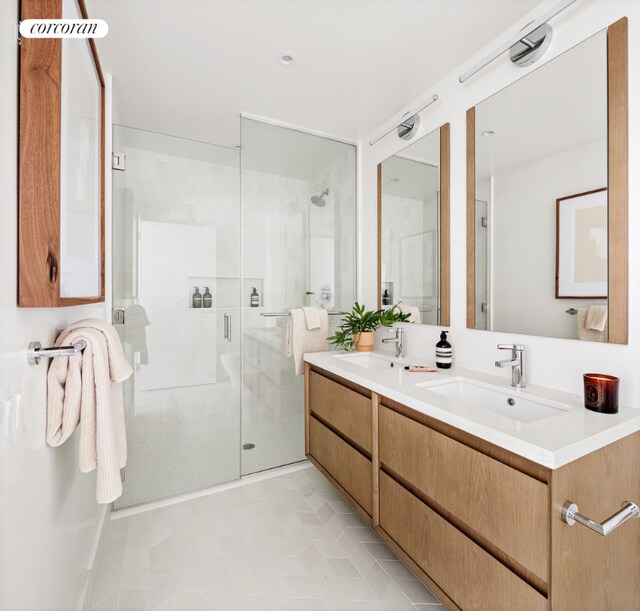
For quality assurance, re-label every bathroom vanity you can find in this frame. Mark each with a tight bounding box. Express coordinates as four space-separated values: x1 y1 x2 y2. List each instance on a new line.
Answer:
303 351 640 611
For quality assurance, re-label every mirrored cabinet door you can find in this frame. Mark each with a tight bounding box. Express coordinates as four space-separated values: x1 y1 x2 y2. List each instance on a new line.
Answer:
378 124 450 326
466 18 627 344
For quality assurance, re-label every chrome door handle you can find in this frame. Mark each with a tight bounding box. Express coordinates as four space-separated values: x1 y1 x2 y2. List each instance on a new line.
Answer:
562 500 640 536
224 313 231 342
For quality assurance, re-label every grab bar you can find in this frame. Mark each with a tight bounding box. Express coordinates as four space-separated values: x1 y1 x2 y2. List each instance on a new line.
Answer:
562 500 640 536
27 340 87 366
260 311 344 318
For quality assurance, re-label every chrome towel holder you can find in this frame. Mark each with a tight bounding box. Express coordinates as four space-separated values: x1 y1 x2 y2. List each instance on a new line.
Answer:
562 500 640 536
27 340 87 366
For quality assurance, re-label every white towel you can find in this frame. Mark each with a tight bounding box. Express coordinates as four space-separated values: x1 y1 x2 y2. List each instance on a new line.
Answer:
46 319 133 503
585 305 608 332
285 308 329 375
577 307 608 342
301 307 322 330
398 303 421 324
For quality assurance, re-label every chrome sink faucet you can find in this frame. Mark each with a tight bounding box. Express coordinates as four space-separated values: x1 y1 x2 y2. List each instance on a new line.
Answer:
495 344 526 389
382 327 405 358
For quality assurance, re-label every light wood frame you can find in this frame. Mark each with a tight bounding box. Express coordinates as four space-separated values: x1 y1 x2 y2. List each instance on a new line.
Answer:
466 18 628 343
377 123 450 326
18 0 106 307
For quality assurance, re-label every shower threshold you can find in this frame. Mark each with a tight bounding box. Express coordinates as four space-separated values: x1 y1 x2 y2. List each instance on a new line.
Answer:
111 459 311 519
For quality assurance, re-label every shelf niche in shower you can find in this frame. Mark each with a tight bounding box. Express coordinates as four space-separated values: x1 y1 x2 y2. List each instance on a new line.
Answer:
188 276 264 309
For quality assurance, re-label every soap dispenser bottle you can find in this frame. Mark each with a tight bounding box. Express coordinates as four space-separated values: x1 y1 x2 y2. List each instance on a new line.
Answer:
382 289 390 306
250 287 260 308
203 287 212 308
192 287 202 309
436 331 452 369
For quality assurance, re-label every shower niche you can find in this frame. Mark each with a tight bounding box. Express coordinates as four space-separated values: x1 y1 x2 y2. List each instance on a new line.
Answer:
188 276 264 309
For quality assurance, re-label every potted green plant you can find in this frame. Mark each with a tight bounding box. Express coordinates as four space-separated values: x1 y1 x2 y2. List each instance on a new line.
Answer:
328 302 411 352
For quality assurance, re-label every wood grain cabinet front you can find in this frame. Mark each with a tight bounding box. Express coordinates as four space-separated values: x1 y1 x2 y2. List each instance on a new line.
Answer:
379 405 550 586
308 369 372 453
379 473 548 611
308 417 372 516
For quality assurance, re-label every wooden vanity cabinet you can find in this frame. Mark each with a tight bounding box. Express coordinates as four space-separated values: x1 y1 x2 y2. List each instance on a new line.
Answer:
304 365 640 611
305 365 374 521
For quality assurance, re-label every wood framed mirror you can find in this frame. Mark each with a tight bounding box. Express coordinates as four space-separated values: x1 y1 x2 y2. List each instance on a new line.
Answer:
466 18 627 343
18 0 105 307
377 124 450 326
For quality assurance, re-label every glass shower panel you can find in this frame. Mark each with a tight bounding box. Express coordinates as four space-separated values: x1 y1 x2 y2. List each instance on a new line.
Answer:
112 126 241 508
240 118 356 475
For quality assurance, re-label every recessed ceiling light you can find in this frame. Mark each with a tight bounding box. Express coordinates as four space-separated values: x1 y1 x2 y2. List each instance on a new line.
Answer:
481 130 495 137
278 53 295 66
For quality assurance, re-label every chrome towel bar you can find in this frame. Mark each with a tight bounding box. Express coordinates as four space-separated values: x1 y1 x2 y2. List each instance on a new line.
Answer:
260 311 343 318
562 500 640 536
27 340 87 366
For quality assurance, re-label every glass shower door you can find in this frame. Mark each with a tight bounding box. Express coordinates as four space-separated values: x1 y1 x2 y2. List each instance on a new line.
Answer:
240 118 357 475
112 126 241 508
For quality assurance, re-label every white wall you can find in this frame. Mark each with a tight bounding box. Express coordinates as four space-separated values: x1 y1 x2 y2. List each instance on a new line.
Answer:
0 1 112 607
491 138 607 339
360 0 640 407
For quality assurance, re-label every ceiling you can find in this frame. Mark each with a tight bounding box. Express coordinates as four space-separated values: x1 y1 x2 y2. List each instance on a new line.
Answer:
88 0 543 147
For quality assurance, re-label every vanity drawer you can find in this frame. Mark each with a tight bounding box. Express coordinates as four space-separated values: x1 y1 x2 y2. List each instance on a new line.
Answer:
379 472 547 611
309 370 372 453
379 405 549 583
309 416 372 516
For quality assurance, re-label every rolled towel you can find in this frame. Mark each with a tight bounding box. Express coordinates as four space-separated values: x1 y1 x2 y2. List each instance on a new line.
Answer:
398 303 421 324
285 308 329 375
585 305 608 332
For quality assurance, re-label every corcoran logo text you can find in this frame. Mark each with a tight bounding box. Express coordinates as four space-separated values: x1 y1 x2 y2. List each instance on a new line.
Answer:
19 19 108 38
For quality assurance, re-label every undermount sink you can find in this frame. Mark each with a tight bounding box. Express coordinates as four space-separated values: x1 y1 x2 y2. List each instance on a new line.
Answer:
334 353 398 370
418 377 572 423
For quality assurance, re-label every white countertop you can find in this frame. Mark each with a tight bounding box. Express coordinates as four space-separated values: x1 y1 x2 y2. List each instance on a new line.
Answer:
304 350 640 469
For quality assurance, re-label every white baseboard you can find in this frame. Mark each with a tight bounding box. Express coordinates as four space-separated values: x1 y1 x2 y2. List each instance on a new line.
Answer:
75 503 111 611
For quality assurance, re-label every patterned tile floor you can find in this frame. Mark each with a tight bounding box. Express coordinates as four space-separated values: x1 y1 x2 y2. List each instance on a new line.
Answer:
90 464 445 610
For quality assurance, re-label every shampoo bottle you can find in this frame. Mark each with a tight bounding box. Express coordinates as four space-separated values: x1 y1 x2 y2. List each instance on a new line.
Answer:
250 287 260 308
203 287 212 308
382 289 390 306
436 331 452 369
192 287 202 309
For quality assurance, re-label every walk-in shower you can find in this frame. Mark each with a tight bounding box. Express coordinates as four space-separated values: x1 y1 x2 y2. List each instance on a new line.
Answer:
111 119 356 508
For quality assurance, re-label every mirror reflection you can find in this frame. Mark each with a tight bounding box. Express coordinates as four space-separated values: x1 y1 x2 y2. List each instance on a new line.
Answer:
379 126 446 325
473 30 609 341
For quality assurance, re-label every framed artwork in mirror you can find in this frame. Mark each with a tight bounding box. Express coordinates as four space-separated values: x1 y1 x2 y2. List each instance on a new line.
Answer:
556 188 608 299
18 0 105 307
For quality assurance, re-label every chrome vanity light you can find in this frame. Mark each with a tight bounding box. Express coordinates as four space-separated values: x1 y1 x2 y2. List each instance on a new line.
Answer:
458 0 577 83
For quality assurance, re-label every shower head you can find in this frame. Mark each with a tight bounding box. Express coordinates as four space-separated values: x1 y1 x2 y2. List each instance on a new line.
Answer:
310 188 330 207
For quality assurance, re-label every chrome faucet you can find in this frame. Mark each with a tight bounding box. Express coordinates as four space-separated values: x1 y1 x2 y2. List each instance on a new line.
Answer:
495 344 526 388
382 327 405 358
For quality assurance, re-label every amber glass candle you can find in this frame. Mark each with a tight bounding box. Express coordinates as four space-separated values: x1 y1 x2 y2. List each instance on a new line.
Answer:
583 374 619 414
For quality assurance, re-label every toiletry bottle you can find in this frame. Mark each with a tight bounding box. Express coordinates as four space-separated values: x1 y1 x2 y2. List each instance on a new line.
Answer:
250 287 260 308
382 289 390 306
203 287 212 308
436 331 452 369
192 287 202 309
